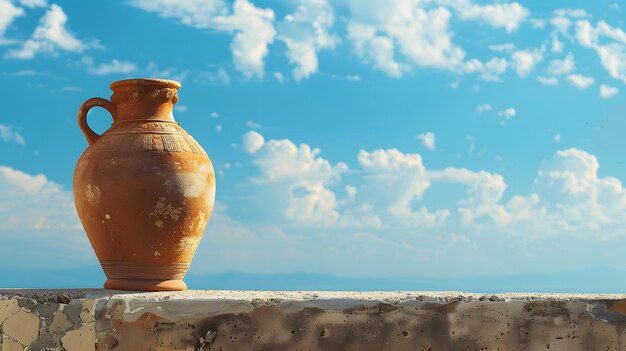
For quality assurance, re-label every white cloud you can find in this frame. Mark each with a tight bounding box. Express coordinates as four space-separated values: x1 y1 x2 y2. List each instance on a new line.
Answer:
61 86 81 92
246 120 262 129
416 132 436 151
82 56 137 75
278 0 338 80
343 0 529 80
16 0 47 8
12 69 36 76
476 57 508 82
429 167 511 226
0 166 79 230
5 4 85 59
511 48 543 77
575 20 626 84
546 52 575 75
530 18 545 29
242 132 454 228
250 135 347 184
273 71 284 82
551 17 571 35
129 0 275 79
216 0 276 79
0 124 25 145
554 9 588 19
245 133 348 226
488 43 515 53
145 62 188 82
551 34 564 53
600 84 619 99
476 104 492 112
232 132 626 236
497 108 516 119
0 0 24 45
195 67 231 85
242 130 265 154
441 0 529 33
462 56 509 81
537 76 559 85
357 149 448 227
346 24 400 77
567 74 595 89
347 1 465 76
215 124 223 132
535 148 626 231
128 0 228 26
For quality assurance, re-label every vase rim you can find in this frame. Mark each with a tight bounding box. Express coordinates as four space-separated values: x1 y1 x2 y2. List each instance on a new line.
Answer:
110 78 181 90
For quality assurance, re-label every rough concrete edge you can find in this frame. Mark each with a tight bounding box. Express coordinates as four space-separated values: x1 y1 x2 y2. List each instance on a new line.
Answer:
2 289 626 304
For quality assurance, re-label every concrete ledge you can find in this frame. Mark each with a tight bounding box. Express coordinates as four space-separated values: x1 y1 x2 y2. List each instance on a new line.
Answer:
2 290 626 350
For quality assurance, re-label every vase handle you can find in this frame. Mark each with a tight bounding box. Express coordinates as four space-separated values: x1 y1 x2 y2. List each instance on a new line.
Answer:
77 97 116 145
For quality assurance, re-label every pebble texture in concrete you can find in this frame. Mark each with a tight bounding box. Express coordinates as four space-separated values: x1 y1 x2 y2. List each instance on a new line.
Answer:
2 290 626 350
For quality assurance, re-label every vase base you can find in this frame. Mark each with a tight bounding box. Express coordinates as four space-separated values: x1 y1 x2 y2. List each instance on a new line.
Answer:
104 278 187 291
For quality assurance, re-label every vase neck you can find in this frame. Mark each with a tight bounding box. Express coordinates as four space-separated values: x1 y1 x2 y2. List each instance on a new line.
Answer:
109 79 181 122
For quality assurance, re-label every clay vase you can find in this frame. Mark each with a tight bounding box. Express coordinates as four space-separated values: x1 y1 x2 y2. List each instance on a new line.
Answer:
73 78 215 291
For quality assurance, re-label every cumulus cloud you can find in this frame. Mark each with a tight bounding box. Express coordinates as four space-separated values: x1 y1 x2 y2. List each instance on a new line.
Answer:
441 0 529 33
0 0 24 45
535 148 626 231
546 52 575 75
129 0 275 78
575 20 626 84
357 149 448 227
0 124 25 145
246 120 262 130
347 1 466 76
416 132 436 151
16 0 47 8
489 43 515 53
476 104 493 112
249 136 347 185
278 0 338 80
126 0 534 81
554 9 588 19
144 62 188 82
429 168 512 226
243 132 348 226
537 76 559 85
510 48 543 77
497 108 516 119
600 84 618 99
82 56 137 75
242 131 265 154
0 166 79 230
347 22 403 77
567 74 595 89
463 56 509 82
5 4 85 59
195 67 231 85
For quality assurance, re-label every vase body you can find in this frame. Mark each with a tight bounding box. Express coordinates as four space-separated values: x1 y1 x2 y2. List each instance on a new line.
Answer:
73 79 215 291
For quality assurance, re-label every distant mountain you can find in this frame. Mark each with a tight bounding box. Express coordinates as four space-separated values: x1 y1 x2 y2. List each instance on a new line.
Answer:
2 266 625 293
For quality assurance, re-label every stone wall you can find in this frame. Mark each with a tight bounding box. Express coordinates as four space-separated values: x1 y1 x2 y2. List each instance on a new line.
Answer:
2 290 626 350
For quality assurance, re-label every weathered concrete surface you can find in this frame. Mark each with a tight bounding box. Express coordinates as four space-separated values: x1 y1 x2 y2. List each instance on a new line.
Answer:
3 290 626 350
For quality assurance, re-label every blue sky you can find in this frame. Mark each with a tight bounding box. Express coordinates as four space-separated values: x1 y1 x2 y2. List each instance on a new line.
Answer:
2 0 626 292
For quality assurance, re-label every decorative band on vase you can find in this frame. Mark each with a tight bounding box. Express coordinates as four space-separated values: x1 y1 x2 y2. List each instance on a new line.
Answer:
100 261 189 280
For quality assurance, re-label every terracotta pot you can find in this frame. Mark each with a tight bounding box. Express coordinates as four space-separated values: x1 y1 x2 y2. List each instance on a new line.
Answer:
73 78 215 291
